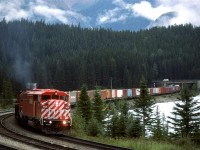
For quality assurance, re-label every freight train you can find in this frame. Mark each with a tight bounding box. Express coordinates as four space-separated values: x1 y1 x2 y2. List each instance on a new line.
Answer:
15 85 71 134
68 85 180 104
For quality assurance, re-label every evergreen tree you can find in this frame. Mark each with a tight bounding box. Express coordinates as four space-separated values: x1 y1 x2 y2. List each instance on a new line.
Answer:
168 86 200 138
77 84 92 124
86 116 103 136
71 109 86 134
133 76 155 136
1 78 14 99
118 113 126 137
0 79 14 107
92 88 104 123
151 106 169 140
110 112 120 138
116 99 129 137
107 99 130 137
126 116 142 138
117 98 129 118
104 103 116 136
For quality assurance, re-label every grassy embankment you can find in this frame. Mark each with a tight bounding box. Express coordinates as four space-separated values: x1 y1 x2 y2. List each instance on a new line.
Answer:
70 131 199 150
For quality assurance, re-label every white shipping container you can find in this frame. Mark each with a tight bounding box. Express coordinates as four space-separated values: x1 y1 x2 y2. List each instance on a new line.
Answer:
136 88 140 96
117 90 123 98
69 91 77 104
153 88 158 94
112 90 116 98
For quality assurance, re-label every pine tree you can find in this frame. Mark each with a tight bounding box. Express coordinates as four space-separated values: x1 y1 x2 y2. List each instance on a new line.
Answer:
110 112 120 138
92 88 104 123
1 79 14 99
0 79 14 107
118 114 126 137
133 76 155 136
86 116 103 136
151 106 169 140
77 84 92 124
168 86 200 138
116 99 129 137
126 115 142 138
71 109 86 134
117 98 129 118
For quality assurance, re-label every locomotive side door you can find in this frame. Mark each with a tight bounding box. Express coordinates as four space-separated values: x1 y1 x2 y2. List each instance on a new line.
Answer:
33 95 41 119
22 94 34 117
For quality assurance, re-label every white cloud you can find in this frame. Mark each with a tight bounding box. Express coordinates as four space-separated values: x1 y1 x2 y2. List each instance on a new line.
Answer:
33 5 69 23
96 0 132 25
113 0 132 10
97 0 200 27
131 1 171 20
0 0 90 25
97 7 128 24
130 0 200 26
0 0 200 28
0 0 30 21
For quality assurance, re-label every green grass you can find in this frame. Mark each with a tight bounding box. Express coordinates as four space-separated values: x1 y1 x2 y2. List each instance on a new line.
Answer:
69 131 200 150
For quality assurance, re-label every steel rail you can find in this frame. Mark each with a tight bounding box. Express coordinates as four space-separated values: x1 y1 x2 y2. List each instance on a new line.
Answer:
53 135 133 150
0 113 76 150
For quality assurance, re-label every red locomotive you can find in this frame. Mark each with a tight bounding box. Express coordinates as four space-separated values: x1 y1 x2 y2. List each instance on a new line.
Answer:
15 84 71 134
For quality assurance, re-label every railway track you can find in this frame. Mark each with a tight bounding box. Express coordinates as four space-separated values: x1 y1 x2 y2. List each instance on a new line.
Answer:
53 135 133 150
0 112 76 150
0 144 17 150
2 112 133 150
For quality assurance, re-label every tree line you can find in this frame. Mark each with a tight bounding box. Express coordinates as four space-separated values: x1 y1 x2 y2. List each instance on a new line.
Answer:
0 19 200 100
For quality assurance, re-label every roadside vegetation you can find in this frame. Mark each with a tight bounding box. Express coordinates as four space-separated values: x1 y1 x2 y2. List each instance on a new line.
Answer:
71 78 200 150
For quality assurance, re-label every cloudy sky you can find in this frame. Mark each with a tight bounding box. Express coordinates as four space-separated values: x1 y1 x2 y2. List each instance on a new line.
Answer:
0 0 199 28
97 0 200 26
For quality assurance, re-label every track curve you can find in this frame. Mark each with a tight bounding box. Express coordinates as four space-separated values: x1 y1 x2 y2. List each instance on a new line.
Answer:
53 135 133 150
2 113 133 150
0 112 76 150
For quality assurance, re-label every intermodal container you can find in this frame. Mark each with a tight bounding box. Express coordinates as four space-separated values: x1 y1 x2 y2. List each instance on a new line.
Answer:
153 88 158 94
132 88 136 97
117 90 123 98
136 88 140 96
169 87 173 93
127 89 132 97
76 91 81 101
175 85 180 91
106 89 111 99
165 87 170 93
123 89 128 98
112 90 116 98
88 90 94 100
101 90 107 100
158 87 162 94
69 91 77 104
149 88 153 94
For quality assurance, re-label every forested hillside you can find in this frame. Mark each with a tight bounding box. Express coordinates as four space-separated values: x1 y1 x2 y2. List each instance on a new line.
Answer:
0 19 200 93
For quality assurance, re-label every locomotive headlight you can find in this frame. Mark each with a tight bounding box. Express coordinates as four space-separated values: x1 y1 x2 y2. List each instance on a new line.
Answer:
62 120 67 125
49 121 52 124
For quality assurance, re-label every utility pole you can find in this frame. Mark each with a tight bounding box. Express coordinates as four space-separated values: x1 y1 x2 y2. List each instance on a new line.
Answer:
111 77 112 91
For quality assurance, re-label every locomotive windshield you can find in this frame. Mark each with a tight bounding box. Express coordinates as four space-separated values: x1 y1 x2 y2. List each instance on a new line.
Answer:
41 93 68 101
60 95 68 101
52 94 59 99
42 95 51 100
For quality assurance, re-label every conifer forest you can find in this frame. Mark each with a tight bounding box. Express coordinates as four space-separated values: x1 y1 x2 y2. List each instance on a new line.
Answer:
0 19 200 94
